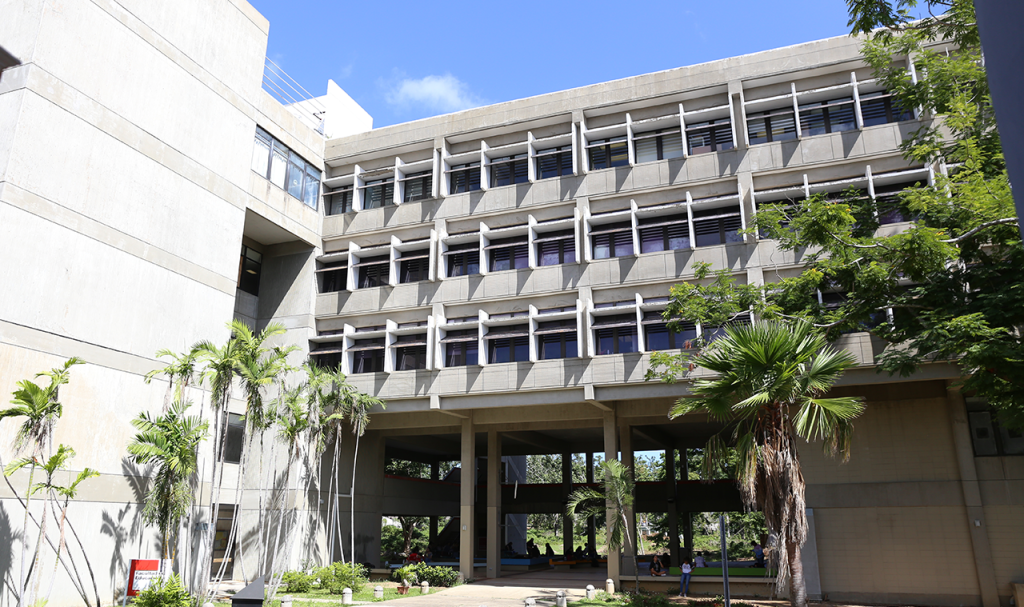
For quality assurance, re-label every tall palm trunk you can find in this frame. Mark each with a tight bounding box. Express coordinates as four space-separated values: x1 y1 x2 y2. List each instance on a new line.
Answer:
200 404 229 596
266 449 295 590
326 436 340 564
17 455 39 607
621 511 640 593
45 497 70 603
349 432 360 566
787 541 806 607
209 431 253 598
25 487 49 607
268 450 304 602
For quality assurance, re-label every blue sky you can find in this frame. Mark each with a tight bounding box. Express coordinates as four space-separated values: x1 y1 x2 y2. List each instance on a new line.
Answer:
250 1 867 128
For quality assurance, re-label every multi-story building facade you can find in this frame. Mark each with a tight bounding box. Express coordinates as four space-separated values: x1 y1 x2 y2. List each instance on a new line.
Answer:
1 1 1021 606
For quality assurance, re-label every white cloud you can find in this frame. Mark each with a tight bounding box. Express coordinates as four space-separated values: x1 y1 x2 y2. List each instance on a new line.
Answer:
384 73 483 114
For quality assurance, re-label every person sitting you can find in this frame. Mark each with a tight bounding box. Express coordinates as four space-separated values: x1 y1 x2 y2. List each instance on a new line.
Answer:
424 546 433 563
406 547 422 564
649 555 667 577
694 552 705 568
545 543 555 557
574 545 584 559
527 540 541 558
752 541 765 567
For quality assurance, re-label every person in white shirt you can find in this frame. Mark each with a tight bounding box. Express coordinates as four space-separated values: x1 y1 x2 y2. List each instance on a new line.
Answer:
694 552 706 567
679 558 692 597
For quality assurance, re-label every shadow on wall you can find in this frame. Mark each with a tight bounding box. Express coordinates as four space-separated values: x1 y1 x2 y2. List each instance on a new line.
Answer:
0 506 21 607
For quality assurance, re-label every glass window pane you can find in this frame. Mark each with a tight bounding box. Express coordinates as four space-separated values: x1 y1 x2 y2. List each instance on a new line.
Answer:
251 137 270 177
563 245 576 264
303 169 320 208
801 108 827 136
770 114 797 141
513 245 529 269
747 118 769 146
513 337 529 362
270 147 287 188
640 228 665 253
543 338 561 360
465 342 478 366
597 331 614 355
661 133 684 159
829 101 857 132
287 152 305 198
645 326 669 351
564 337 577 358
613 233 634 257
635 137 658 164
618 330 637 354
540 242 560 266
490 340 510 364
609 141 629 167
593 235 611 259
667 224 689 251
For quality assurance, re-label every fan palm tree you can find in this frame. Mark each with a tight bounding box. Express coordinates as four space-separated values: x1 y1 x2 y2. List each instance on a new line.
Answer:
346 392 385 566
566 459 640 591
0 357 82 607
127 399 209 559
669 321 864 607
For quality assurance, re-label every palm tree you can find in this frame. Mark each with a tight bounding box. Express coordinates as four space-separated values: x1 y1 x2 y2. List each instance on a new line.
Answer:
346 392 385 567
144 347 202 410
305 361 352 564
127 399 209 559
267 386 309 600
46 465 99 604
194 336 240 594
669 321 864 607
0 357 82 607
566 459 640 592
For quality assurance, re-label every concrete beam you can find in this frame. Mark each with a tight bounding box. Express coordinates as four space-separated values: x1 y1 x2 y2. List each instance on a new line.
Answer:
632 425 675 449
584 383 612 411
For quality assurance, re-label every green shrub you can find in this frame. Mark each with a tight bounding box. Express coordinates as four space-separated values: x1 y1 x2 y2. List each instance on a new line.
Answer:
622 590 673 607
393 564 419 585
413 564 460 588
132 574 192 607
281 570 314 593
318 561 368 594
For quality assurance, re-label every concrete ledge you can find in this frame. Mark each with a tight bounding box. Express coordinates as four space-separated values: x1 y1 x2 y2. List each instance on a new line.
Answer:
619 575 775 598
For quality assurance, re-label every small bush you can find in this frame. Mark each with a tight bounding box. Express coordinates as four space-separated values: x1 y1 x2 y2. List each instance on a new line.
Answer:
318 561 368 594
622 589 674 607
281 570 314 593
132 574 192 607
413 564 460 588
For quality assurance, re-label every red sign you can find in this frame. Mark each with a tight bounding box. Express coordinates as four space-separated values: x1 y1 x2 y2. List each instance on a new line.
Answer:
126 559 161 597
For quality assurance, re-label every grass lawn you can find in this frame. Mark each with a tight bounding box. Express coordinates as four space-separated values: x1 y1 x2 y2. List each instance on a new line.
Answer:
216 581 444 605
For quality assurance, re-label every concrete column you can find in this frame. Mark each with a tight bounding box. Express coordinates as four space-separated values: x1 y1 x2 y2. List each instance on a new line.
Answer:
946 384 1000 607
666 448 680 567
430 462 440 547
618 420 635 574
460 417 476 581
486 430 501 579
602 411 620 582
562 452 573 558
680 449 692 560
585 452 596 553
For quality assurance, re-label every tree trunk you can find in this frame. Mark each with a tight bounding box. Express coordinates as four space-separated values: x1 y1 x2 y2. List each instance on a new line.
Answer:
45 501 69 603
17 460 38 607
350 432 361 567
266 450 295 598
200 404 230 598
326 436 338 564
787 540 806 607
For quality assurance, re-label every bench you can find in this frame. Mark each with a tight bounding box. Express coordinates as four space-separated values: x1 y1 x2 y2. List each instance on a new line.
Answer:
549 559 575 571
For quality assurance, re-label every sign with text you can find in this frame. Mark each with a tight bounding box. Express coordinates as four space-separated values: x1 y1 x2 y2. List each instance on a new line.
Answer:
125 559 172 597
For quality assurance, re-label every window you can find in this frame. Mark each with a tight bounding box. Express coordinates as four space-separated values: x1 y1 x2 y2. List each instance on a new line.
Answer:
638 213 690 253
686 118 735 155
445 243 480 277
747 109 797 145
537 146 573 179
703 312 751 342
363 177 394 209
351 338 385 373
535 320 578 360
211 505 237 578
449 162 481 194
874 180 920 225
443 330 479 367
394 335 428 371
487 236 529 272
399 249 430 284
485 325 529 363
593 314 638 355
355 255 390 289
536 229 576 266
591 221 634 259
643 313 697 351
588 137 629 170
224 413 244 464
490 154 529 187
634 129 684 163
309 347 344 372
860 91 914 127
238 245 262 296
799 97 857 136
966 398 1024 456
691 206 743 247
317 262 347 293
325 186 354 215
251 127 320 209
402 171 433 203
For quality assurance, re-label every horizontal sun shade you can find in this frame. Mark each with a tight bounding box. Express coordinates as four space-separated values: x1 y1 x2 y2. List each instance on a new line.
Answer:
310 347 346 356
398 250 430 262
348 341 385 351
484 236 528 249
390 338 427 347
534 325 577 336
589 221 633 236
592 315 638 329
314 264 347 273
444 242 479 254
484 325 529 339
351 256 390 267
440 333 478 343
533 230 575 243
637 214 688 229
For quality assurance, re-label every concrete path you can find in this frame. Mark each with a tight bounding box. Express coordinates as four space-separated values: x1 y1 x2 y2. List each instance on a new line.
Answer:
372 569 608 606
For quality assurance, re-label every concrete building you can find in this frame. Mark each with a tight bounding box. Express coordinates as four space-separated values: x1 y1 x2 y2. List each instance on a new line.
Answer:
0 1 1021 606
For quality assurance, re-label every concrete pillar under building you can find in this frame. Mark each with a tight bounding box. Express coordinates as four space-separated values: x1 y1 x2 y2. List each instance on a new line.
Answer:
562 452 573 558
430 462 440 547
585 452 596 554
487 430 502 579
618 420 635 574
666 448 680 567
603 411 620 581
460 417 476 581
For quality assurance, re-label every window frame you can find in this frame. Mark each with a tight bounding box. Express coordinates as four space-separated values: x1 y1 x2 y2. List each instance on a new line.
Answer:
633 129 684 163
487 237 529 272
449 162 481 194
402 170 434 203
489 154 529 188
536 229 576 266
746 108 798 145
587 137 629 170
686 118 735 155
590 221 634 259
536 146 573 180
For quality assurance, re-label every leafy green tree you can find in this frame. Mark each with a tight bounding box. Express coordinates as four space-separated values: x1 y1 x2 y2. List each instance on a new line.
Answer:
0 357 82 607
127 399 209 559
658 322 864 607
566 459 640 591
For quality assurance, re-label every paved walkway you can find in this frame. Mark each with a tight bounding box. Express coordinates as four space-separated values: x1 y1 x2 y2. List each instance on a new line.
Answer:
372 569 608 606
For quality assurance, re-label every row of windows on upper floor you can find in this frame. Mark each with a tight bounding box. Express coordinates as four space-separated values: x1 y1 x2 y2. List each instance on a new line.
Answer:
310 305 752 374
316 165 927 294
252 127 322 209
319 88 913 215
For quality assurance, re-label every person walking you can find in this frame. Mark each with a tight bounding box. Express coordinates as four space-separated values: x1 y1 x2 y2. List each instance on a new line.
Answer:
679 557 692 597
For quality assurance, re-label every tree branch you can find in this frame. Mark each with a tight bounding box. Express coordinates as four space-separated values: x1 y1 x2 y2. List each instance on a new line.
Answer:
942 217 1018 243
